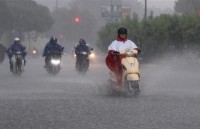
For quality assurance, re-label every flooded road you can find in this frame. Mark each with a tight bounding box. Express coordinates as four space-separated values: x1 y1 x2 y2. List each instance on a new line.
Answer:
0 54 200 129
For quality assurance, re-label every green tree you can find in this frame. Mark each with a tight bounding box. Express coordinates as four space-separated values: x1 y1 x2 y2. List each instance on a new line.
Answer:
97 14 200 61
0 1 12 37
6 0 53 33
175 0 200 15
0 0 53 46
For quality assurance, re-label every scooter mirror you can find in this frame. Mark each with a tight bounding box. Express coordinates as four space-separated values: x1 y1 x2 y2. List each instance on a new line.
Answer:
138 49 141 54
90 48 94 51
136 42 142 54
137 42 142 49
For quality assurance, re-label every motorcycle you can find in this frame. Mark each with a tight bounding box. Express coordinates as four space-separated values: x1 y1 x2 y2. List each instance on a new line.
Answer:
46 51 62 75
11 51 25 76
76 51 90 74
107 48 140 97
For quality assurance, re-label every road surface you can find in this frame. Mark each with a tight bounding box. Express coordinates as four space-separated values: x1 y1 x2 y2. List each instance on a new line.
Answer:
0 54 200 129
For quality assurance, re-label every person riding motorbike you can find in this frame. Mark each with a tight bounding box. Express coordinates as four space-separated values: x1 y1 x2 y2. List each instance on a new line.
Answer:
7 38 26 72
105 27 138 85
75 39 90 69
42 37 64 67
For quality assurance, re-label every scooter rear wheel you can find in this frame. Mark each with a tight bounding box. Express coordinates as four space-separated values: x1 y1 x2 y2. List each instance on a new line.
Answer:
107 79 120 96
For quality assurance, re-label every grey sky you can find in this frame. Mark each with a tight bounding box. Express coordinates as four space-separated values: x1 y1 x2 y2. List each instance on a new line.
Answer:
35 0 71 9
140 0 177 9
36 0 177 10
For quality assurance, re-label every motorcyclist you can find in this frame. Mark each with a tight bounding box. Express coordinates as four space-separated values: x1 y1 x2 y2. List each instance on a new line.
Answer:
7 38 26 72
105 27 138 85
75 39 90 69
42 37 64 67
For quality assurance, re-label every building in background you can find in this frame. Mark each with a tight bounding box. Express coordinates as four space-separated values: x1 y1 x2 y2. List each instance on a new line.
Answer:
101 0 144 21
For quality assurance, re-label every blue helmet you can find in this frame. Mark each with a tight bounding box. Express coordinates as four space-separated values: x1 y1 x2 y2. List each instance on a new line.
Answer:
79 38 86 45
50 36 54 43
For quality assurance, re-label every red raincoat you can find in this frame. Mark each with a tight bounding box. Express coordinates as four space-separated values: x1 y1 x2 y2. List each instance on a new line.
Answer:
105 37 128 85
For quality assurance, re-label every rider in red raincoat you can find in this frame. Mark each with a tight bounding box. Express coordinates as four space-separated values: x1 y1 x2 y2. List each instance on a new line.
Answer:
106 27 138 85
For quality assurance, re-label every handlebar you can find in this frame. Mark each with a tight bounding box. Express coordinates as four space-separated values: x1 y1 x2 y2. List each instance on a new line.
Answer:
112 49 141 56
112 51 120 56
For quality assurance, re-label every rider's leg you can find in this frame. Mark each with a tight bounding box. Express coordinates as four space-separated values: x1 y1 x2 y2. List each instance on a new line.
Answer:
44 56 48 67
114 58 123 86
75 55 79 68
9 60 13 72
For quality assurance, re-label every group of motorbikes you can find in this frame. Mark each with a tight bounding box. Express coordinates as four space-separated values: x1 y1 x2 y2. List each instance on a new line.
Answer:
8 47 92 76
1 44 142 97
6 53 70 77
34 46 142 97
73 46 142 97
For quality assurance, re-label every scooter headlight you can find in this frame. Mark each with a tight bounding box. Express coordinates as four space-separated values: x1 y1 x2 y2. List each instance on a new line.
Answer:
89 53 95 58
51 59 61 65
126 49 134 56
16 51 22 54
32 50 37 54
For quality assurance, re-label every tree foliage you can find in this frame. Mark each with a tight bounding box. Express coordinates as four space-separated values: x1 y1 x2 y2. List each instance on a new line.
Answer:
174 0 200 15
0 1 12 36
6 0 53 33
0 0 53 40
97 15 200 60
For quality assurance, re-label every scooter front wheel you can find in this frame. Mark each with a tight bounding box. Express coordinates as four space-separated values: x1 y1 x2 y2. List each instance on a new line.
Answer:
125 81 140 97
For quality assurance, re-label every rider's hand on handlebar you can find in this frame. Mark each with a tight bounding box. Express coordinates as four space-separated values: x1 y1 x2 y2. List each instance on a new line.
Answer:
113 51 120 56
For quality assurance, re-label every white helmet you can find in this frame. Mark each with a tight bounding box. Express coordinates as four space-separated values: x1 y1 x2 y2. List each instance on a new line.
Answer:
14 37 20 42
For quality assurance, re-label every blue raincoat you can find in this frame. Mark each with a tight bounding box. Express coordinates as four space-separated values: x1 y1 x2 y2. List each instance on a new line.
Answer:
7 42 26 60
